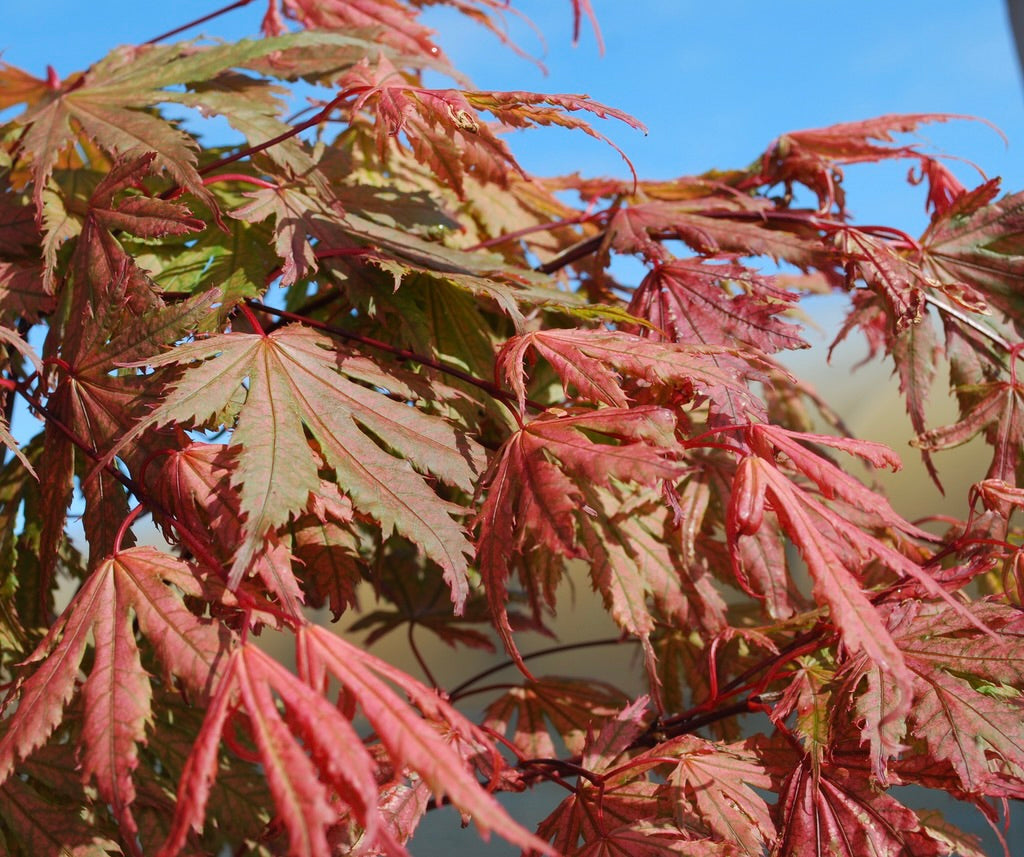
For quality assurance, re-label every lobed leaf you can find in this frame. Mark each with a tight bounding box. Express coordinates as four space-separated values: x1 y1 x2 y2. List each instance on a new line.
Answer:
773 758 948 856
0 548 231 842
476 406 683 668
484 676 631 759
498 328 765 419
111 325 483 599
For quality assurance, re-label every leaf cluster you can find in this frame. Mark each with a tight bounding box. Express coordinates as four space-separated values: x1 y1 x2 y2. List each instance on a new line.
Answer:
1 2 1024 856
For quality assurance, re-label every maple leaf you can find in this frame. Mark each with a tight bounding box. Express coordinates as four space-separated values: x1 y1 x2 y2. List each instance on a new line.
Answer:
833 227 932 333
160 626 555 857
140 689 273 852
147 442 314 617
630 258 808 353
732 508 798 620
912 378 1024 485
728 426 948 635
846 660 909 787
9 5 1024 855
750 113 962 212
148 443 241 560
59 152 204 309
607 196 833 270
339 56 519 196
0 772 120 856
534 700 766 857
0 189 40 263
889 602 1024 797
484 676 631 759
659 736 775 855
920 183 1024 320
348 552 497 651
35 164 221 574
7 33 392 218
127 209 278 297
461 88 644 159
726 427 978 717
268 0 442 56
287 497 363 621
576 490 706 702
889 312 943 486
351 231 588 329
914 811 987 857
157 641 378 857
475 406 682 668
230 181 350 287
0 61 48 111
339 55 643 196
12 50 207 214
0 548 230 840
574 823 733 857
109 324 484 598
582 691 652 775
649 630 721 721
497 327 765 419
772 758 948 856
0 260 52 322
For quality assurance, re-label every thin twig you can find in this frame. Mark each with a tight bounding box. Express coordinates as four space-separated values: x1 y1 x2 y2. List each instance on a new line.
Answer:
144 0 256 44
448 636 634 700
535 233 606 275
407 625 439 690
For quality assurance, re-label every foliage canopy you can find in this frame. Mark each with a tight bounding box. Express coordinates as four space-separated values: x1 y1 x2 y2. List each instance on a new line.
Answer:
1 2 1024 855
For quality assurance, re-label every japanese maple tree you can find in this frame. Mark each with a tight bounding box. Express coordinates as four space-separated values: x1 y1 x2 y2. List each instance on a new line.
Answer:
1 2 1024 855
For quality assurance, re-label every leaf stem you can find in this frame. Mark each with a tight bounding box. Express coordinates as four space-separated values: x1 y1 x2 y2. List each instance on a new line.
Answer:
237 301 266 335
520 757 604 788
443 681 524 702
465 211 605 253
646 622 831 743
535 233 605 275
667 699 763 736
202 173 279 190
113 504 145 554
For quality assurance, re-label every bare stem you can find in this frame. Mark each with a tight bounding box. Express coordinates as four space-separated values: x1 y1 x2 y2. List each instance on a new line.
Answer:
144 0 256 45
448 636 634 700
407 625 439 690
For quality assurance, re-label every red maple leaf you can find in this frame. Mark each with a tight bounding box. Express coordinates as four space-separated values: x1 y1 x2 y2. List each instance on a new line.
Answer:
630 257 807 353
476 406 682 670
0 548 231 840
159 626 554 856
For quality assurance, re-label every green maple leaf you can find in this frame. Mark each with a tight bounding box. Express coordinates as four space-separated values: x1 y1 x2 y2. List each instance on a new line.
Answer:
108 324 484 601
11 32 409 213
